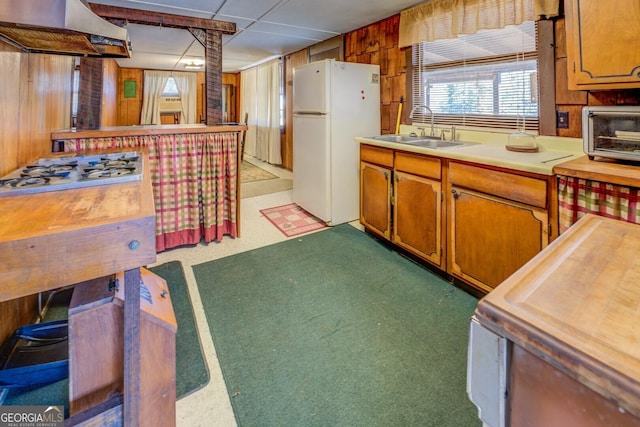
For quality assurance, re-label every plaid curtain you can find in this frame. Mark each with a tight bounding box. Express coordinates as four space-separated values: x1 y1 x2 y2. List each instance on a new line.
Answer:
64 132 238 252
558 176 640 233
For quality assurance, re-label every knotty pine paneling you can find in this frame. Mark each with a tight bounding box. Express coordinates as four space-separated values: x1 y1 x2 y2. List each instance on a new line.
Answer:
0 49 22 175
117 68 143 125
115 69 231 126
102 58 119 127
284 50 309 171
0 50 72 175
0 44 70 342
222 72 240 124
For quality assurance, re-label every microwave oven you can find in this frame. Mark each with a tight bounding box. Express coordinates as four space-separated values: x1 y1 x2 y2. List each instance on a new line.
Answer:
583 106 640 161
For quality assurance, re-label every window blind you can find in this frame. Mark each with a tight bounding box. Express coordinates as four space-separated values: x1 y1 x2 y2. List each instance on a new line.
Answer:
411 20 539 132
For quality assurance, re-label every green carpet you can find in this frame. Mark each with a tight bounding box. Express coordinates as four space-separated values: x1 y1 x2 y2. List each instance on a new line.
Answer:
2 262 208 412
192 224 481 427
149 261 210 398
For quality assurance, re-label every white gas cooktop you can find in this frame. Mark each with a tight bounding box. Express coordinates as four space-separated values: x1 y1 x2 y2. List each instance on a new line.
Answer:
0 152 143 198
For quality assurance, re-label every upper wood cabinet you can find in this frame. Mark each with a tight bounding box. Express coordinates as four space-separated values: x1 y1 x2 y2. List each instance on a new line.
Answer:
565 0 640 90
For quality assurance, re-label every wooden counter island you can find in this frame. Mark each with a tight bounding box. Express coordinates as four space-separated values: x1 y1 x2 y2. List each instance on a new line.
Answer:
468 214 640 427
0 151 157 425
52 124 247 252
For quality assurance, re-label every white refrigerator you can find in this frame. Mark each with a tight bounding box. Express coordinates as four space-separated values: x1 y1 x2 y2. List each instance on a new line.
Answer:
292 59 381 226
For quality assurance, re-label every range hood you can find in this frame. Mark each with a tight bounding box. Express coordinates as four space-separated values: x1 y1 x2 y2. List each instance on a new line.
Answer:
0 0 130 58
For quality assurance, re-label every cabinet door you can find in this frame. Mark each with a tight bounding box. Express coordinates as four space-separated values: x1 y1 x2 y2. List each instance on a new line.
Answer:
448 187 548 293
566 0 640 89
360 161 392 239
393 171 442 267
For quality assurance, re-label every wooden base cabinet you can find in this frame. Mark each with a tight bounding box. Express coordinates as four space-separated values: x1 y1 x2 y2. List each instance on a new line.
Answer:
359 144 558 294
447 162 551 293
69 268 177 426
360 160 392 240
393 153 442 267
360 145 443 268
469 215 640 427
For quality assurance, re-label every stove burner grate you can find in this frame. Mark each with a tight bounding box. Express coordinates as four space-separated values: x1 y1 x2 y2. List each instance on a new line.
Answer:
0 152 142 197
1 176 50 188
82 168 135 179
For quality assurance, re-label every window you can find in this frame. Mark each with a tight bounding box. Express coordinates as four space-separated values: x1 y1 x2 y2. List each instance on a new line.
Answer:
162 77 180 98
411 21 539 131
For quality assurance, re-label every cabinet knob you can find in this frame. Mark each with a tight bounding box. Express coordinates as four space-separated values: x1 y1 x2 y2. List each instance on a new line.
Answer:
451 189 460 199
128 240 141 250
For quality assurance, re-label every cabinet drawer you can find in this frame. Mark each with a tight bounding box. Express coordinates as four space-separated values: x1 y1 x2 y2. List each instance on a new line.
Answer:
395 152 441 180
360 144 393 168
448 162 547 208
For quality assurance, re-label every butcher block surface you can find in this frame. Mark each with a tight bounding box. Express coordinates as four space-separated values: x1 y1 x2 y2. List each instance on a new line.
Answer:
476 214 640 418
0 151 156 302
553 155 640 188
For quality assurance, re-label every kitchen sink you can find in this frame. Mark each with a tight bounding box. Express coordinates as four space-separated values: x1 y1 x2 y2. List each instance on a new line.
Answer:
372 134 428 143
371 135 476 149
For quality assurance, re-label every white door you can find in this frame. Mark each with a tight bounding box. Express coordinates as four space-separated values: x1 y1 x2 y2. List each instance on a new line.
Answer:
292 113 331 222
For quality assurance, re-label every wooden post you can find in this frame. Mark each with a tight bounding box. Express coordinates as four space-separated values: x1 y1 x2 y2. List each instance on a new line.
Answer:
205 30 223 125
77 57 103 130
123 267 142 426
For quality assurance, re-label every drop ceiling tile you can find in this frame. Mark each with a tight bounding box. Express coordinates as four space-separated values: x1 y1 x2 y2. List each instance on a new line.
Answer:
248 21 338 40
226 29 316 57
127 24 194 55
215 0 286 21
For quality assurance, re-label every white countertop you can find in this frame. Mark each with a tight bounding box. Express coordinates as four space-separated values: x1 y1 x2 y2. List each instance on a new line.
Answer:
356 125 584 176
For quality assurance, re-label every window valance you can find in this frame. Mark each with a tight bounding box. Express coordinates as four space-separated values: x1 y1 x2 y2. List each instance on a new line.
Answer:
399 0 559 47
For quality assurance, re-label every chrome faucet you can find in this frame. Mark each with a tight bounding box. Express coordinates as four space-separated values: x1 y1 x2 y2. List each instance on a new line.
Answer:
408 104 435 137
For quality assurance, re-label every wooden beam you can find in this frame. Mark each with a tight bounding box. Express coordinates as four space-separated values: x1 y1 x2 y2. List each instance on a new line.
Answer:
189 28 207 47
88 3 236 34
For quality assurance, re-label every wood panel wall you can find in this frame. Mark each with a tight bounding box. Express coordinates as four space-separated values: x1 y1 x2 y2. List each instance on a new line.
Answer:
222 72 240 124
345 15 404 135
338 12 640 140
117 68 144 125
101 59 119 127
283 50 309 171
0 43 73 343
0 43 22 176
0 46 72 176
113 68 237 126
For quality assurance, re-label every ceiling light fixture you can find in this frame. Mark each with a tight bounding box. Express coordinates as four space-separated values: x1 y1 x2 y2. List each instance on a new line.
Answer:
184 61 203 70
184 59 204 70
